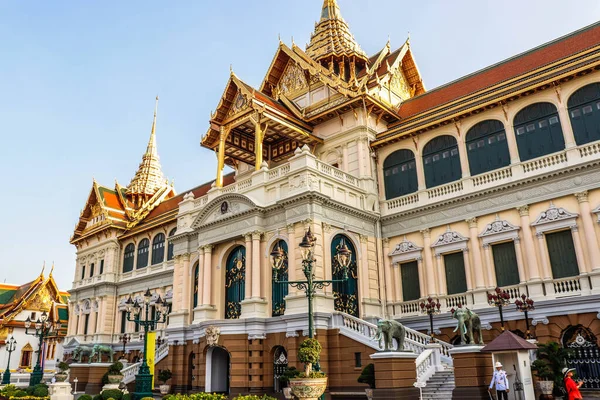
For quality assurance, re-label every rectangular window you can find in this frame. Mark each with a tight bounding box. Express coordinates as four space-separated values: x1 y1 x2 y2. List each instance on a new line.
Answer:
491 242 520 287
526 123 535 132
84 314 90 335
450 148 458 157
546 230 580 279
90 263 94 277
354 352 362 368
433 154 440 162
477 140 485 148
498 132 506 141
401 164 407 172
583 105 593 114
150 306 156 322
424 157 431 164
468 143 476 151
81 266 86 280
488 136 496 144
597 102 600 110
120 311 127 334
549 116 559 125
384 170 391 176
538 120 548 128
442 151 450 158
134 319 139 333
516 127 525 135
444 252 468 295
100 259 104 274
400 261 421 301
571 109 581 118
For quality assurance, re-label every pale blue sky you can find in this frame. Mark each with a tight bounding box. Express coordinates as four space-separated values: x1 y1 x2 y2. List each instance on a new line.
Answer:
1 1 599 290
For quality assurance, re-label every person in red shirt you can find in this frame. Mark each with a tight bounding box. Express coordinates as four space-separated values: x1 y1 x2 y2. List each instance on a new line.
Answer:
563 367 583 400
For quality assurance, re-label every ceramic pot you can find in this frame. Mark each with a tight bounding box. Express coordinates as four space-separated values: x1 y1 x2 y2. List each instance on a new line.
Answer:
289 377 327 400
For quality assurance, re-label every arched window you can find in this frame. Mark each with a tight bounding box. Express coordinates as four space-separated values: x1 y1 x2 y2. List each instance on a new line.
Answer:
422 135 461 188
136 239 150 269
151 233 165 265
123 244 135 273
383 149 418 199
271 240 289 317
331 234 359 317
167 228 177 261
193 262 200 308
465 120 510 175
562 325 600 389
513 102 565 161
225 246 246 319
568 83 600 145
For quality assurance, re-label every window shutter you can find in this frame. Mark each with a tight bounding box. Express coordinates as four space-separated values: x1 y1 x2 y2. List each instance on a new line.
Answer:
444 252 468 295
400 261 421 301
546 230 580 279
491 242 520 287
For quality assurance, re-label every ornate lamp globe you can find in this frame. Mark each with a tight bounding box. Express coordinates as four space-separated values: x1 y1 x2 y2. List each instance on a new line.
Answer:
270 243 285 270
24 316 31 329
35 319 42 330
144 288 152 304
335 239 352 269
40 311 48 322
133 300 141 316
299 230 314 262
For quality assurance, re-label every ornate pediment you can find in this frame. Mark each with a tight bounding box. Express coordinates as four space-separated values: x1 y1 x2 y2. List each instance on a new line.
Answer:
226 88 249 118
479 216 520 244
432 229 468 247
276 60 309 99
389 237 422 264
191 193 258 228
532 204 578 226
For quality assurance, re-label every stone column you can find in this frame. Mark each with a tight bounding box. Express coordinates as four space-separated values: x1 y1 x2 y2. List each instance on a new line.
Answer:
360 234 370 301
244 233 253 300
501 104 521 164
535 233 552 279
556 98 577 149
394 263 404 303
575 191 600 271
570 225 589 273
196 247 205 308
421 229 436 296
382 239 394 303
322 223 333 296
435 255 446 295
415 149 426 190
462 248 473 291
286 224 297 294
517 206 542 280
251 231 262 298
456 130 471 178
77 308 85 335
181 253 191 311
417 258 425 300
466 218 486 289
202 246 213 306
482 244 496 288
357 137 366 177
88 304 97 337
513 237 527 282
342 143 349 172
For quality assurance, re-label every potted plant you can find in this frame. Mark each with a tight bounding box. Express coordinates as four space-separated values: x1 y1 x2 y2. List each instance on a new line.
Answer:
532 359 555 396
279 366 301 399
158 369 173 394
289 339 327 400
55 361 70 382
357 363 375 400
106 361 124 384
531 341 572 397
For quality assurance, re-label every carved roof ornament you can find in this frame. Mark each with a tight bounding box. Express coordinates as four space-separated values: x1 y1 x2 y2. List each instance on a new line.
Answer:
278 61 309 99
432 227 468 247
205 325 220 347
531 203 579 227
389 236 422 255
479 215 520 237
227 88 249 118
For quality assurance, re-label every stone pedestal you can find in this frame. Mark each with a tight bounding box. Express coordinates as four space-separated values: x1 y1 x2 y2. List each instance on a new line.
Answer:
369 352 420 400
49 382 74 400
449 345 493 399
69 363 111 395
284 293 335 316
192 305 217 322
240 298 269 318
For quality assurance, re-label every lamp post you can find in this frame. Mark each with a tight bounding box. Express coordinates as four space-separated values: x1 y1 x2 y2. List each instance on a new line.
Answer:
2 336 16 384
156 336 164 348
271 227 351 344
419 297 441 338
487 287 511 331
515 294 535 339
119 333 130 356
24 310 60 385
125 289 168 400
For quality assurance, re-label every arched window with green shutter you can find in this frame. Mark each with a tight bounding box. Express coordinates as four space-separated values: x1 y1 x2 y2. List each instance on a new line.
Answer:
422 135 461 188
151 233 165 265
331 234 359 317
465 120 510 175
225 246 246 319
193 261 200 308
136 239 149 269
123 243 135 273
271 240 289 317
167 228 177 261
513 102 565 161
568 83 600 145
383 149 418 199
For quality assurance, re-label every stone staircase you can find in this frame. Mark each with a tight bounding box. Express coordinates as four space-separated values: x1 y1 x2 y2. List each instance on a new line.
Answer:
121 340 169 384
420 368 455 399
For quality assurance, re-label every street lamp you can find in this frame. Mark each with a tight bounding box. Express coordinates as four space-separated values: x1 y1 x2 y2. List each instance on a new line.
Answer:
125 290 168 400
487 287 511 331
1 336 17 384
156 336 164 348
272 227 351 343
515 294 535 339
24 311 60 385
120 333 130 356
419 297 441 338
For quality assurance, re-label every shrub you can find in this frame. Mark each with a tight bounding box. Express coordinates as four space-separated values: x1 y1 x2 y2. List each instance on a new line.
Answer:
32 387 48 398
158 369 172 384
0 385 19 398
12 391 27 398
232 396 277 400
93 394 103 400
357 363 375 389
107 362 124 375
532 341 573 396
121 394 131 400
101 389 123 400
57 362 70 372
78 395 93 400
278 366 301 387
140 397 154 400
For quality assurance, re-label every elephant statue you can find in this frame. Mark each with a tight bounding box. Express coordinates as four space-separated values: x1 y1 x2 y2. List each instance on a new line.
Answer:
91 344 114 363
372 319 406 351
452 307 484 345
72 345 94 363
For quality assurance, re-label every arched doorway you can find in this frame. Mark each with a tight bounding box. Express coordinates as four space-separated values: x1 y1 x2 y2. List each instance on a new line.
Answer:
273 346 288 392
206 346 230 393
562 325 600 389
331 234 359 317
225 246 246 319
271 240 289 316
187 352 195 390
20 343 33 368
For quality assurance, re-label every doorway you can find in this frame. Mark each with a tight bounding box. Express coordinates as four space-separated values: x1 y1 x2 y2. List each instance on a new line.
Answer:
206 346 230 393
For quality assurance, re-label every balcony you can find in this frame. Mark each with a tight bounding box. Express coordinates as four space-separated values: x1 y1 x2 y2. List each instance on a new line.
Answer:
382 140 600 216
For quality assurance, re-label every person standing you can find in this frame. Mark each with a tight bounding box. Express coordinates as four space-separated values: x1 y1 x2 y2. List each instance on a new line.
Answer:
488 361 510 400
563 367 583 400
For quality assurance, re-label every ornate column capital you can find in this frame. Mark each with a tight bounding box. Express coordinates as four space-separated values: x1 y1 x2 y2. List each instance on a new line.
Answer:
482 243 490 250
251 231 263 240
286 223 295 235
435 254 442 259
197 246 205 254
513 236 521 244
462 248 470 254
465 217 478 228
244 232 253 241
535 232 544 239
204 244 213 253
516 205 530 216
382 238 390 247
322 222 332 233
574 191 589 203
182 253 191 262
570 225 579 232
359 234 368 244
420 228 430 238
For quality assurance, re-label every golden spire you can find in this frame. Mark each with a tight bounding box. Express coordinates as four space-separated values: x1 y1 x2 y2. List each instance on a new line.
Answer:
126 96 168 206
305 0 367 65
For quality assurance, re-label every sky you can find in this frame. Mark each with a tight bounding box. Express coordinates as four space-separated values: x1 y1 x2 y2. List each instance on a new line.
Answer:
1 0 599 290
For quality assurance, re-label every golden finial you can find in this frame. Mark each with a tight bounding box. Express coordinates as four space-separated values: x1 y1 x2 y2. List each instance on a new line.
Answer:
291 36 295 47
49 262 55 276
40 261 46 277
278 33 282 44
407 31 411 45
230 64 234 75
